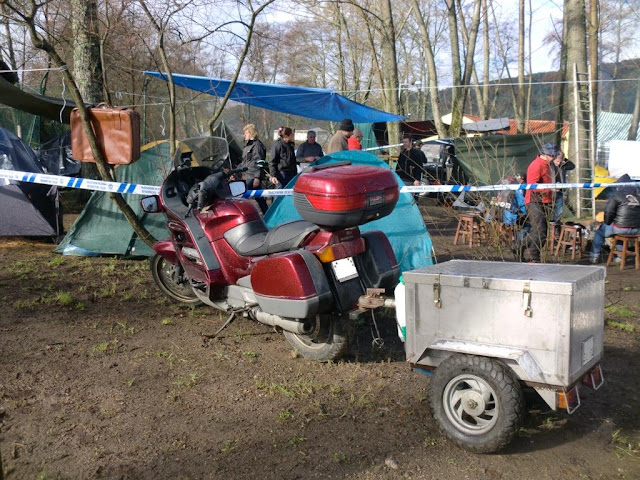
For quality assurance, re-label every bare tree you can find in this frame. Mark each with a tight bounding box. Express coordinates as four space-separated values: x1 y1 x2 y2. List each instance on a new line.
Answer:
410 0 447 136
447 0 481 136
3 0 157 246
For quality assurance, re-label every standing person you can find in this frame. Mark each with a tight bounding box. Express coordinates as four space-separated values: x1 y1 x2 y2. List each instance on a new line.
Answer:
551 151 575 222
239 123 268 214
347 128 363 150
325 118 354 153
296 130 324 168
269 127 297 187
396 136 426 187
589 174 640 264
524 142 559 263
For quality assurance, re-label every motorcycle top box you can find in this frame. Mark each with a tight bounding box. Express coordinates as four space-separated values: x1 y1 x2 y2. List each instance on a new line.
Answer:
293 163 399 230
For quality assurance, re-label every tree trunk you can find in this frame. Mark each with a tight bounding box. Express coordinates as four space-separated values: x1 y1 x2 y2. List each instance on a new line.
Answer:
71 0 103 103
380 0 401 144
608 2 622 111
517 0 525 133
555 0 569 147
628 79 640 140
139 0 176 159
565 0 589 162
588 0 598 119
482 0 490 118
71 0 103 193
410 0 447 136
17 1 157 247
450 0 481 136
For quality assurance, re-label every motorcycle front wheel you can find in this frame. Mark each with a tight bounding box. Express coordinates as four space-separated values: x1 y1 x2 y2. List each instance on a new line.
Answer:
283 313 351 362
149 253 202 305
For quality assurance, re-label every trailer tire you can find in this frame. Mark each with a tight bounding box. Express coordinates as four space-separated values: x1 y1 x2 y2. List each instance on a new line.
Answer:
429 354 524 453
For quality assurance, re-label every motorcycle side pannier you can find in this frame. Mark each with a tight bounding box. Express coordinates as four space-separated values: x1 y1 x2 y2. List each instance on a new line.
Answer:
293 164 399 230
250 249 332 319
71 103 141 165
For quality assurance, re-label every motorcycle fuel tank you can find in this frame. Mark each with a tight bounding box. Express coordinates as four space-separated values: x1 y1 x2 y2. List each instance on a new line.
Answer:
293 164 399 230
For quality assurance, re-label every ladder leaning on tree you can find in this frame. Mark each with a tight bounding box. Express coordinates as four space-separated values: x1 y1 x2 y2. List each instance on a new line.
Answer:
573 64 597 220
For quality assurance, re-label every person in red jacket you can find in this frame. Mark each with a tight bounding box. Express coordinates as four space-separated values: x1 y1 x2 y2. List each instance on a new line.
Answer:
524 142 559 262
347 128 363 150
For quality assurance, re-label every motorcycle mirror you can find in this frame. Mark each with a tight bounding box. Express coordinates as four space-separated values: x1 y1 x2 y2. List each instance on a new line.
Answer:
140 195 161 213
229 181 246 197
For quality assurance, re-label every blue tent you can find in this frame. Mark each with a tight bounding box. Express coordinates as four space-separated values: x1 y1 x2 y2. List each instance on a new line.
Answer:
264 151 434 273
144 71 405 123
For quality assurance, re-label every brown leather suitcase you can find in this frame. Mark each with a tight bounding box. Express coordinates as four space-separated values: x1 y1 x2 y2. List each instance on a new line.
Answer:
71 103 141 165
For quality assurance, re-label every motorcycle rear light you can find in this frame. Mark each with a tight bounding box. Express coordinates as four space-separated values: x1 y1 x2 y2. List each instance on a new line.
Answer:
384 188 399 203
316 238 366 263
305 194 366 211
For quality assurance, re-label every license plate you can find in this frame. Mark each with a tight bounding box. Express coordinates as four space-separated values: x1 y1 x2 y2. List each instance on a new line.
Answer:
331 257 359 282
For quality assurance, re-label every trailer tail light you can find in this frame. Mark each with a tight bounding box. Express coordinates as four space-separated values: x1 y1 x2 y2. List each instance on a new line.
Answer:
557 385 581 414
582 364 604 390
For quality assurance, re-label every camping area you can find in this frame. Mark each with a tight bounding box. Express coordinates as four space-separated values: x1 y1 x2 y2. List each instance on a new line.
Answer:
1 204 639 479
2 0 640 478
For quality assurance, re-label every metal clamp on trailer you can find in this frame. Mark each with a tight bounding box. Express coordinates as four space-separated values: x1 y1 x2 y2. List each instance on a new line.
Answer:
397 260 606 453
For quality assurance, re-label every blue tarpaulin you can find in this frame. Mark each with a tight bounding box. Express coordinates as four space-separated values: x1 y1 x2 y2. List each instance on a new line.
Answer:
263 151 434 273
144 71 405 123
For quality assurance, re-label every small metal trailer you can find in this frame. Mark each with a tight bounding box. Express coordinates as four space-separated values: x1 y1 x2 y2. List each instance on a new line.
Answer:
401 260 605 453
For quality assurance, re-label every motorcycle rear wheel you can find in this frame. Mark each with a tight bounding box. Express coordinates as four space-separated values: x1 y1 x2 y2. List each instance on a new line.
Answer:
150 253 202 305
283 314 351 362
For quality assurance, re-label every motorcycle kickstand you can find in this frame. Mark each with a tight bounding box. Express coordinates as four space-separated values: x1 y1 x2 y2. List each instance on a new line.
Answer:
201 311 238 344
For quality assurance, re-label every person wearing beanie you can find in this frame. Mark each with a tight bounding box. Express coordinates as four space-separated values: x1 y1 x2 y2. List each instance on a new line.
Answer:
524 141 559 262
347 128 363 150
326 118 354 154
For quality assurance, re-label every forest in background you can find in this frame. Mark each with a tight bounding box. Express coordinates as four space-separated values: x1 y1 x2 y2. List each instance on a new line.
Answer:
1 0 639 146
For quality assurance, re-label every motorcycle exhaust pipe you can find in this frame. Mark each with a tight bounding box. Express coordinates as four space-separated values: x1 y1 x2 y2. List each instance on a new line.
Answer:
252 309 314 335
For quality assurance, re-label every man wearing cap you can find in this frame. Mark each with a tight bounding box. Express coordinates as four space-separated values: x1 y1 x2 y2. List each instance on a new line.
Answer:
589 174 640 264
326 118 354 154
524 142 559 262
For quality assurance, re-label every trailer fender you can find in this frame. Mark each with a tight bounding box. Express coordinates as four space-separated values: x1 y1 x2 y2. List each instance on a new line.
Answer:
426 340 544 382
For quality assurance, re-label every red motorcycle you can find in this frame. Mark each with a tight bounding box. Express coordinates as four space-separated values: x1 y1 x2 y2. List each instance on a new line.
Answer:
141 155 400 361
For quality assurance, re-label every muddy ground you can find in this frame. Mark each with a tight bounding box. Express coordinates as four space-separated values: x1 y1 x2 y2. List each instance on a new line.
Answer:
1 201 639 479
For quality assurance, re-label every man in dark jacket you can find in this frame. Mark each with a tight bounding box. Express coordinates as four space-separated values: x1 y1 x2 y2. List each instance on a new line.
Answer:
296 130 324 166
239 123 268 213
269 127 296 187
551 151 575 222
589 174 640 263
396 136 426 186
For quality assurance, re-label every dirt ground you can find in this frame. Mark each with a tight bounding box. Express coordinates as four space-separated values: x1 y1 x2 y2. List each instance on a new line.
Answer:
1 202 639 480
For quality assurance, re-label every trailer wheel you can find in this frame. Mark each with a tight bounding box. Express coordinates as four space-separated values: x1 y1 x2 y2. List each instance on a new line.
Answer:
150 254 202 305
429 354 524 453
283 314 351 362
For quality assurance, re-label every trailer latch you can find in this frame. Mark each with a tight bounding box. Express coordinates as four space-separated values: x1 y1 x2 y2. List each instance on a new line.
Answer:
433 274 442 308
522 281 533 317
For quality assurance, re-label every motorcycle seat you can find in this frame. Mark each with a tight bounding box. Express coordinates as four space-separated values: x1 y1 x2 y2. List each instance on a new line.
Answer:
224 219 319 257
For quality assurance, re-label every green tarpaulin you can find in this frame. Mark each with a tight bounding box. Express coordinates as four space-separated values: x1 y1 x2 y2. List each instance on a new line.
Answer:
453 133 556 185
54 143 172 257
